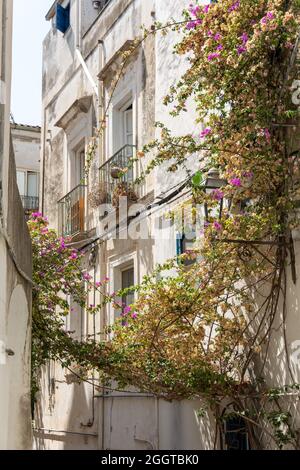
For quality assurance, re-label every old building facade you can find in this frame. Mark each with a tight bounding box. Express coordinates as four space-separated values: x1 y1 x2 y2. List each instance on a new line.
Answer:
36 0 214 450
37 0 300 451
12 123 41 217
0 0 32 450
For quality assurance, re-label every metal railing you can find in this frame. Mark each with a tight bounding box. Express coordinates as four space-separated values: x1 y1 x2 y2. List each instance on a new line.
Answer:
21 196 39 211
58 185 86 237
98 145 137 204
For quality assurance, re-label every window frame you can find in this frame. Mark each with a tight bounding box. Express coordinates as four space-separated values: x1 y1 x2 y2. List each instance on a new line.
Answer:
16 169 39 198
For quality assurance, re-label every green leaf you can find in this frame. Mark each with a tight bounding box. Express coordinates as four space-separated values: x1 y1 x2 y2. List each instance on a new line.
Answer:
192 171 203 188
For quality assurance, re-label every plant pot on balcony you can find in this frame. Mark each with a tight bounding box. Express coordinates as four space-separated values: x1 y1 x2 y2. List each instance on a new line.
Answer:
110 166 123 179
112 182 138 208
88 183 108 208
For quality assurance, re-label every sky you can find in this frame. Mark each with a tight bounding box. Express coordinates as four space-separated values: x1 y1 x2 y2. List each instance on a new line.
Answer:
11 0 51 126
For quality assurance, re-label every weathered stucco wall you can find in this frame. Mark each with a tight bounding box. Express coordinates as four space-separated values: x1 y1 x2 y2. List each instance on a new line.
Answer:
37 0 217 451
0 0 32 450
11 124 41 173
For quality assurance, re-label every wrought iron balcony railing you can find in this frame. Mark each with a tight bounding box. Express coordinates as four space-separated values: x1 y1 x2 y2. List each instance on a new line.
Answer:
98 145 137 205
21 196 39 211
58 184 86 237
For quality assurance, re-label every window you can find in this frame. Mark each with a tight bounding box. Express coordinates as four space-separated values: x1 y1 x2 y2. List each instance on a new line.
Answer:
121 267 134 310
75 148 85 187
27 172 39 198
224 416 250 450
176 231 197 266
123 104 133 147
109 256 137 324
17 170 39 198
56 2 70 34
17 171 26 196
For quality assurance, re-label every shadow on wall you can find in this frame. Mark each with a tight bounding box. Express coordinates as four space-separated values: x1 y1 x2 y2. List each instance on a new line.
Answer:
242 238 300 449
34 368 98 450
64 380 98 450
158 399 216 450
7 285 32 450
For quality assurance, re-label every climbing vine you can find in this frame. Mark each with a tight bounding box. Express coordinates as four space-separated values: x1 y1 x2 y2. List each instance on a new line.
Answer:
31 0 300 449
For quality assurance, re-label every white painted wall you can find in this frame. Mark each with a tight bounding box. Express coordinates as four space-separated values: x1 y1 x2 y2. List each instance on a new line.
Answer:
0 0 32 450
38 0 217 451
12 125 41 173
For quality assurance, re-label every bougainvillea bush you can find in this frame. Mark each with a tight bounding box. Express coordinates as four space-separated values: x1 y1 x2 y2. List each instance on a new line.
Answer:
28 213 112 398
31 0 300 448
104 0 300 447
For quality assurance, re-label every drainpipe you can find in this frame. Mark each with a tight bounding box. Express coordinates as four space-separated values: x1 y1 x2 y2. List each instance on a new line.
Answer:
97 39 107 450
41 108 47 214
98 40 105 167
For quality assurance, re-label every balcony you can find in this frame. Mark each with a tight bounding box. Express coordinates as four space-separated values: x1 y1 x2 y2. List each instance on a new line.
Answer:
98 145 137 205
21 196 39 212
58 185 87 238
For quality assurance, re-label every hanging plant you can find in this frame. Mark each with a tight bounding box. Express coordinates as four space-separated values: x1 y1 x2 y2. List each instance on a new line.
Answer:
110 166 123 179
112 182 138 208
88 183 108 208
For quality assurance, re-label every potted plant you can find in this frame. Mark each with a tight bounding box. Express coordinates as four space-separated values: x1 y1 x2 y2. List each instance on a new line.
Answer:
88 183 108 208
112 182 138 208
110 166 123 179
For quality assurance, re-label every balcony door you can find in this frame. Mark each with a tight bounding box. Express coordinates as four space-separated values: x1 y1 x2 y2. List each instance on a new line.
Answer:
16 170 39 210
74 148 85 188
122 104 133 180
70 147 85 235
123 104 133 147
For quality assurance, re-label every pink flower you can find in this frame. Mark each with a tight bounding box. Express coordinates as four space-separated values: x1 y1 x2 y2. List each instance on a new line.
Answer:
200 127 212 138
131 312 138 320
229 1 240 12
212 189 224 201
285 42 294 50
264 128 271 143
69 251 78 260
83 272 92 281
207 52 220 61
186 21 197 30
32 212 43 219
123 306 131 315
216 44 223 51
203 5 210 14
95 281 102 288
237 46 247 55
214 33 222 41
240 32 248 44
230 178 242 187
261 12 275 25
189 5 201 17
242 171 254 178
213 221 222 231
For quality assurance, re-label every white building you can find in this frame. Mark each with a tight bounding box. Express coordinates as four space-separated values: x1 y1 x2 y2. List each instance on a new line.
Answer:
0 0 32 450
37 0 300 450
12 123 41 216
36 0 214 451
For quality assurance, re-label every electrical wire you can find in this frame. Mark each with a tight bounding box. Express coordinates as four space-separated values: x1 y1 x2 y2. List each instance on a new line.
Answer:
79 175 192 254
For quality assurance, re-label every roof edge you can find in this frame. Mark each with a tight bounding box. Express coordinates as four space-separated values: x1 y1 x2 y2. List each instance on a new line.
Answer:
46 0 64 21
